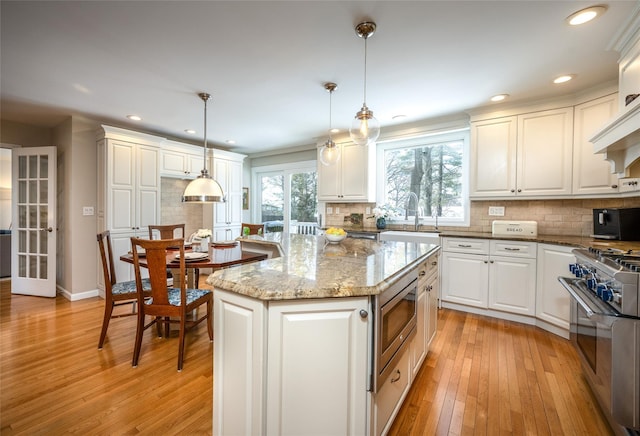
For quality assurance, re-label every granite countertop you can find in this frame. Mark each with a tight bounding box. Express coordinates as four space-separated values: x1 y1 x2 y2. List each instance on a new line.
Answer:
207 233 439 301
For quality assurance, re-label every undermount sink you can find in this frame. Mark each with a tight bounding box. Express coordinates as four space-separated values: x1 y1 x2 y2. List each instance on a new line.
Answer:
379 230 440 244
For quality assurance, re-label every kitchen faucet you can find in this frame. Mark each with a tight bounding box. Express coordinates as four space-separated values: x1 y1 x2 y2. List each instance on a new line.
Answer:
404 192 420 231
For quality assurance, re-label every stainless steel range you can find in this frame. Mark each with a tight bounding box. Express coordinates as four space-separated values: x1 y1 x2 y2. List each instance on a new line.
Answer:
559 247 640 436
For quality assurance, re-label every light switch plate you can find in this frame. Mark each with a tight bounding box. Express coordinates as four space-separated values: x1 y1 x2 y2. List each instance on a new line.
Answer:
488 206 505 216
83 206 94 216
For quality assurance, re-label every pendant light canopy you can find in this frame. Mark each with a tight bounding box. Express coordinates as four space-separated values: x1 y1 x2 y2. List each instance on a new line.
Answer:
182 92 225 203
349 21 380 146
319 82 340 166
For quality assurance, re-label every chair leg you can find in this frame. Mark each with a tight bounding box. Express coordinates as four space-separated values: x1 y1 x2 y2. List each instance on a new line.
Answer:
177 315 186 371
164 317 170 337
194 268 200 289
206 299 213 341
98 301 115 349
155 316 163 337
132 310 146 368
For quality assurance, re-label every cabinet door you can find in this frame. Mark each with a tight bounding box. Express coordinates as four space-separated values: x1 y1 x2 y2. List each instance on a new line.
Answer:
411 287 427 378
213 158 231 226
426 275 439 347
536 244 574 332
341 143 370 200
136 144 160 233
488 256 536 316
187 153 205 178
317 146 342 200
108 140 136 233
572 94 619 195
160 150 188 177
226 159 243 226
266 298 369 436
470 116 517 197
441 251 489 308
517 107 573 196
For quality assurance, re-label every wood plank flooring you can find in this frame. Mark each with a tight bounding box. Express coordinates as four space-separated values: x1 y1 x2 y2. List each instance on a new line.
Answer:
1 279 613 435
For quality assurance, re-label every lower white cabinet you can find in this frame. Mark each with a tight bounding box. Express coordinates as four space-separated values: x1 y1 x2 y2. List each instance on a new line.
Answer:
441 238 537 317
411 252 440 378
372 347 411 436
535 244 575 337
214 289 369 436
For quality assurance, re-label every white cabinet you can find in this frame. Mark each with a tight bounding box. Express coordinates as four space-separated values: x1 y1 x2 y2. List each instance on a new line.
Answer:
411 252 440 378
535 244 575 338
204 150 246 242
160 140 205 179
372 346 411 436
213 289 369 436
441 238 537 317
572 93 620 195
470 107 574 198
97 126 161 283
317 140 376 202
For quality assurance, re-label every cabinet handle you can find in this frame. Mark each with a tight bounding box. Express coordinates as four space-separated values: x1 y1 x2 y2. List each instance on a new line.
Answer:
431 261 437 266
611 184 618 189
390 370 401 383
510 189 515 193
419 271 426 276
490 260 494 263
359 309 368 319
517 189 522 192
504 247 520 251
457 244 472 248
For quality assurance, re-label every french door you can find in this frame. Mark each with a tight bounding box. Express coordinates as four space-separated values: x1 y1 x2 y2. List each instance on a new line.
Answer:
11 147 57 297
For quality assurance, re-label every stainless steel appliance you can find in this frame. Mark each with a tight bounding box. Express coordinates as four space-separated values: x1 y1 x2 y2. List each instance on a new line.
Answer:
559 247 640 435
592 208 640 240
370 269 418 392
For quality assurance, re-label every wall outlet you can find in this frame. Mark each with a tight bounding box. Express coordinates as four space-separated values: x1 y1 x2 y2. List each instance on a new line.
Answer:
488 206 505 216
335 207 340 214
327 207 333 214
82 206 94 216
365 207 371 215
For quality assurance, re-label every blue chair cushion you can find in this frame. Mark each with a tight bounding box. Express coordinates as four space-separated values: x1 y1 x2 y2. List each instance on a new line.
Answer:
112 278 151 295
146 288 211 306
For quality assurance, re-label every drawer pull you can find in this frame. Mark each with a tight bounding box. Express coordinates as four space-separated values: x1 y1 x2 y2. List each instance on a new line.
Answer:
457 244 472 248
419 271 426 276
390 369 401 383
504 247 520 251
431 261 437 266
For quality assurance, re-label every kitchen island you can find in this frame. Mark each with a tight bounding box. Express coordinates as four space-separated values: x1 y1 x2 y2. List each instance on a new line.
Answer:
206 233 440 435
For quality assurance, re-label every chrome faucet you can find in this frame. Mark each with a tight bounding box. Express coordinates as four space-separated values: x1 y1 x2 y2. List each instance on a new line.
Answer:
405 192 420 231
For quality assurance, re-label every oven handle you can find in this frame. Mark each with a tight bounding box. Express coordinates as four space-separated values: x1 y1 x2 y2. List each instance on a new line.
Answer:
558 277 594 317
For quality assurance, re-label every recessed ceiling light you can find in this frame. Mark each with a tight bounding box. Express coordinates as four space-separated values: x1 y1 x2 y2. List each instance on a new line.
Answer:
490 94 509 102
226 140 236 145
127 115 142 121
392 114 407 120
566 5 607 25
185 129 196 134
553 74 575 84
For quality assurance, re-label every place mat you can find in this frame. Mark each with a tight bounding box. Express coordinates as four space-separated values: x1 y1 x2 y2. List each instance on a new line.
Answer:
212 241 238 247
173 252 209 261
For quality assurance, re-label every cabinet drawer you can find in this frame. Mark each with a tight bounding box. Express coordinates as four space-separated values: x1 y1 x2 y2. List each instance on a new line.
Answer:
425 253 439 279
442 238 489 254
374 348 411 436
490 240 536 258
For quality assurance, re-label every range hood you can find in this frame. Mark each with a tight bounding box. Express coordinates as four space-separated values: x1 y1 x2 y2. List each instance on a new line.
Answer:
590 98 640 176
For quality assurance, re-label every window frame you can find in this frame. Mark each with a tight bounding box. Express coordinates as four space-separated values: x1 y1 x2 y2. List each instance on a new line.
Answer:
375 128 470 227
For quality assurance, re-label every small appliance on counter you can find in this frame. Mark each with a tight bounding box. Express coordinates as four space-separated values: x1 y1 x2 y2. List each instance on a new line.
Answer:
491 220 538 237
592 207 640 240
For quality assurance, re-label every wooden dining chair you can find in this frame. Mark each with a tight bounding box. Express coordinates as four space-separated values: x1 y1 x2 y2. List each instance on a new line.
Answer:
241 223 265 235
96 230 151 349
130 237 213 371
148 223 185 240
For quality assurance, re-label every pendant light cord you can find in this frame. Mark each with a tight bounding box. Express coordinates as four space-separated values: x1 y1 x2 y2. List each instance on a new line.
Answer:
363 36 368 106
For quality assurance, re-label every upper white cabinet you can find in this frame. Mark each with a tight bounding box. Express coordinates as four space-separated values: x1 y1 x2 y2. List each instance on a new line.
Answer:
317 141 376 202
160 140 205 179
204 149 246 242
470 107 574 198
572 93 620 195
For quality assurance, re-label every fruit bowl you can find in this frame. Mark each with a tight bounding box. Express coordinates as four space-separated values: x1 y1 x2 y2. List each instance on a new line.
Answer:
324 227 347 243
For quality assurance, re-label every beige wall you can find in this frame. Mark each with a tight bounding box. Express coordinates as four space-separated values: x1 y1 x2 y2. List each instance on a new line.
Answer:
326 197 640 237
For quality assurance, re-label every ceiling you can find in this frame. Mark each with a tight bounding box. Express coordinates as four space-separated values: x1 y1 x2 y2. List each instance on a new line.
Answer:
1 1 638 155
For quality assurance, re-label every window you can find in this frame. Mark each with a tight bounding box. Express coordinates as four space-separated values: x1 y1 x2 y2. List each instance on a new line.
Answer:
252 161 318 234
377 130 469 226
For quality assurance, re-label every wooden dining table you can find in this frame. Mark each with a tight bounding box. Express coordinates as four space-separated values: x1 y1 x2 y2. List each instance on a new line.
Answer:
120 242 268 288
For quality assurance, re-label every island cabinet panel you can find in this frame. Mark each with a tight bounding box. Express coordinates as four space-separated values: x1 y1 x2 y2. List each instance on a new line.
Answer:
213 290 266 436
266 298 369 436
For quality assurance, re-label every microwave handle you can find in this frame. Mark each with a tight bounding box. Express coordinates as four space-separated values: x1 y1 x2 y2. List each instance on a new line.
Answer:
598 211 605 225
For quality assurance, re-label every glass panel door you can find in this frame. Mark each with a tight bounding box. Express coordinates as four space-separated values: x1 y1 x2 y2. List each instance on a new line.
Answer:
289 171 317 235
259 172 284 234
11 146 57 297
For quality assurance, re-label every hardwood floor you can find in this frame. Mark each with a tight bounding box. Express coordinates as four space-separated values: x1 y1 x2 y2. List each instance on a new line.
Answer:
1 279 613 435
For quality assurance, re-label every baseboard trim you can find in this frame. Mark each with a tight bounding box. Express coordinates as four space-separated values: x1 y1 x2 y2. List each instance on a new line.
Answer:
58 286 100 301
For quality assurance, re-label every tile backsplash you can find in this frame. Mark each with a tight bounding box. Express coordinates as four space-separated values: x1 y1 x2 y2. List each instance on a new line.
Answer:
325 197 640 237
160 177 203 237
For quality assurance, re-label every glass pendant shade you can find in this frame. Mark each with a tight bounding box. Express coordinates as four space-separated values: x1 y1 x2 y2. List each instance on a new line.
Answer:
182 172 224 203
319 139 340 166
350 105 380 146
182 92 225 203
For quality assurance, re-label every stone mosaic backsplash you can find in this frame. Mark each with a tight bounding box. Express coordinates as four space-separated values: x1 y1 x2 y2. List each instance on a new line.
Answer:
324 197 640 237
160 177 203 238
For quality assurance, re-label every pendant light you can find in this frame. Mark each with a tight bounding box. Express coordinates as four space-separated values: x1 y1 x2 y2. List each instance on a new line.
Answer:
319 82 340 166
349 21 380 146
182 92 225 203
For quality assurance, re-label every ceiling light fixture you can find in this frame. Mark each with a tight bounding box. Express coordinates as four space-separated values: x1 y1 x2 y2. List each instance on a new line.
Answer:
185 129 196 134
350 21 380 146
127 115 142 121
319 82 340 166
182 92 225 203
553 74 575 84
490 94 509 102
566 5 607 25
